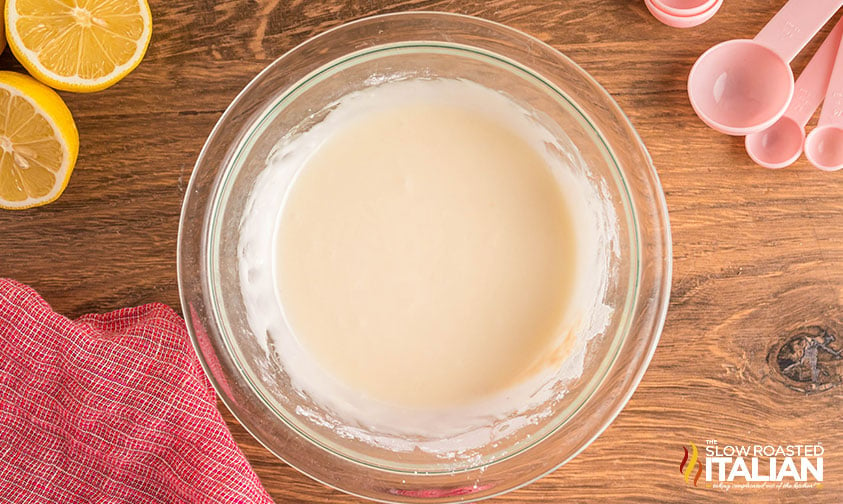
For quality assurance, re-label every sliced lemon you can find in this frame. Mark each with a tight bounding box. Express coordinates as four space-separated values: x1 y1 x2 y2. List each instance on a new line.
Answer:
0 71 79 210
5 0 152 92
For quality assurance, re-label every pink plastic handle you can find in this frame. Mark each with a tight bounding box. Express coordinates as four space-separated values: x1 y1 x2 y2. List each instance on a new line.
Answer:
754 0 843 63
817 26 843 127
787 18 843 127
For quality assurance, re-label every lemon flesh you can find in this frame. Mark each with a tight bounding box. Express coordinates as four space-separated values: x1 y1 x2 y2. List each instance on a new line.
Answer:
0 71 79 210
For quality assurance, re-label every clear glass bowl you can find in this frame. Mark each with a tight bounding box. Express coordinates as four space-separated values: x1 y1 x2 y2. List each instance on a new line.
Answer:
178 12 671 503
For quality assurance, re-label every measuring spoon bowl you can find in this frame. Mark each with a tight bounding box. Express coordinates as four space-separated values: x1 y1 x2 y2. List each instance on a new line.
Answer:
689 40 792 135
645 0 722 28
651 0 718 16
745 117 805 168
805 126 843 170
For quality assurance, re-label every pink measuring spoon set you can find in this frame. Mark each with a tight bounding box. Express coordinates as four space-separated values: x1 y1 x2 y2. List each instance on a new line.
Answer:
649 0 843 170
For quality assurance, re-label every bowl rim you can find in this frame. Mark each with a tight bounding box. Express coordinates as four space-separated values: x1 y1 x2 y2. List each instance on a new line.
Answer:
218 40 639 471
178 10 672 503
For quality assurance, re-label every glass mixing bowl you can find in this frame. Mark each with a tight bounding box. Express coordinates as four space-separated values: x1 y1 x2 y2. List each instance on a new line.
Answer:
178 12 671 503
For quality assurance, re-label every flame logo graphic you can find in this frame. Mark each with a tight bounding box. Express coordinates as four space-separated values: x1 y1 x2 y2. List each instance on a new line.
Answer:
680 443 703 486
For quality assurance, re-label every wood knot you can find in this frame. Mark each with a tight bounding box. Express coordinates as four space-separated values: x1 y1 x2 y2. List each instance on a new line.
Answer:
767 326 843 394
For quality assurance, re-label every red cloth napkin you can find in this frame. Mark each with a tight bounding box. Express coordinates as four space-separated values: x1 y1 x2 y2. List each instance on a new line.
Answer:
0 278 273 503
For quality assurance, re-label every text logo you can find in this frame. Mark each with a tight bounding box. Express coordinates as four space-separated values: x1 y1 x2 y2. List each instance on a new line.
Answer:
679 440 825 490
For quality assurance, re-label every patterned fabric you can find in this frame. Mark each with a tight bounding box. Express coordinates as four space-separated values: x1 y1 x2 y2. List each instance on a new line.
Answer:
0 278 272 503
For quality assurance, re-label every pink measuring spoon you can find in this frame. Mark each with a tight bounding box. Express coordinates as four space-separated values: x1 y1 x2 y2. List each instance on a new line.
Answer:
652 0 718 17
745 19 843 169
805 25 843 171
645 0 723 29
688 0 843 135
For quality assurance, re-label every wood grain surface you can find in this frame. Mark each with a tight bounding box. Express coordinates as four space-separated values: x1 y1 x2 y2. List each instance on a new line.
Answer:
2 0 842 502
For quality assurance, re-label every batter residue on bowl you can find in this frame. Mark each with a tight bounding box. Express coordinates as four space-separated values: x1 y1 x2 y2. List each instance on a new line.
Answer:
238 78 618 457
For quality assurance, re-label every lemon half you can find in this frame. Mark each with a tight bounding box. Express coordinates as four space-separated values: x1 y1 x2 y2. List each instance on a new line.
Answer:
0 71 79 210
6 0 152 92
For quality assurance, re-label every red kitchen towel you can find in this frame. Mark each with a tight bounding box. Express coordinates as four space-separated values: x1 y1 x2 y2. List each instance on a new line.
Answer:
0 278 273 503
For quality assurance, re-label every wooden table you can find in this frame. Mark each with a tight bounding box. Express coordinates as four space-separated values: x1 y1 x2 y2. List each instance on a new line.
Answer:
2 0 842 502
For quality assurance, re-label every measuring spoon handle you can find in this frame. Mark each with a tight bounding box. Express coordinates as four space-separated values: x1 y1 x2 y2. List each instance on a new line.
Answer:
754 0 843 63
818 25 843 127
788 18 843 128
